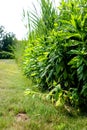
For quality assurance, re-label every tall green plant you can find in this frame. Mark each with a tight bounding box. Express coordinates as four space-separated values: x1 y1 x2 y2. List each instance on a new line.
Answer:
56 0 87 109
23 0 57 90
23 0 87 111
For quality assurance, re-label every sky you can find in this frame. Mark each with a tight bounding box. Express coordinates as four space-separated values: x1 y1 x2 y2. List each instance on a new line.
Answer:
0 0 60 40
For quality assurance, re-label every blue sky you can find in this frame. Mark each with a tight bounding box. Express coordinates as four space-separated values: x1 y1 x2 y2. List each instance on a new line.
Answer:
0 0 60 40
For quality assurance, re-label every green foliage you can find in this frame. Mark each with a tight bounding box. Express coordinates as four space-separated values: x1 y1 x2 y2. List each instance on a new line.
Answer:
22 0 87 111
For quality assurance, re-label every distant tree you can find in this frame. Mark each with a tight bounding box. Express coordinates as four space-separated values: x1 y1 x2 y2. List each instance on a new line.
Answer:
0 25 17 59
0 26 5 50
2 32 16 52
0 25 16 52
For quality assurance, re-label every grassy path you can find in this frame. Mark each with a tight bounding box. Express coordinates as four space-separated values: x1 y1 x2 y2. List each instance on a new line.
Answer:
0 60 87 130
0 60 58 130
0 60 31 130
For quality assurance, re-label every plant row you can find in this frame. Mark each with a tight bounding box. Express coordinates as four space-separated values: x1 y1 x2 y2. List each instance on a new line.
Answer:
22 0 87 112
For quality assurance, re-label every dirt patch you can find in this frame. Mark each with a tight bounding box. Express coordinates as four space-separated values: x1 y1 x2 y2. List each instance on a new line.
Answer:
16 113 29 122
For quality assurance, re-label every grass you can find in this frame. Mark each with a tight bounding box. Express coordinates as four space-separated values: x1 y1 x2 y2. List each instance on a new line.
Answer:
0 59 87 130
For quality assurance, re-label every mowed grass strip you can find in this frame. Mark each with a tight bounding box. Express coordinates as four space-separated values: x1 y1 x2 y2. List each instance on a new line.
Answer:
0 59 87 130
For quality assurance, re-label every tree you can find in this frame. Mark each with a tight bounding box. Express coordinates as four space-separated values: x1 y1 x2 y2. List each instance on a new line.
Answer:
0 25 16 59
2 32 16 52
0 26 5 50
0 25 16 52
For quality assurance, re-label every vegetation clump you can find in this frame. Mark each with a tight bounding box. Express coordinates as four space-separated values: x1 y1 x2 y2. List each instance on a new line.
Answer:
21 0 87 112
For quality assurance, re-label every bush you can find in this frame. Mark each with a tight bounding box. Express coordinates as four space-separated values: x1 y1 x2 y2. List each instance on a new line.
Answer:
0 51 14 59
